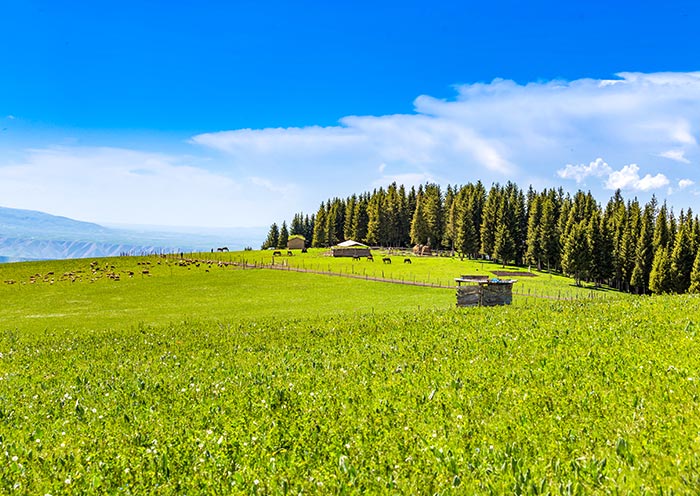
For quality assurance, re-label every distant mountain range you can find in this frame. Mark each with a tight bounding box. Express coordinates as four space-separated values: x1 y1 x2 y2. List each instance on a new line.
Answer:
0 206 266 262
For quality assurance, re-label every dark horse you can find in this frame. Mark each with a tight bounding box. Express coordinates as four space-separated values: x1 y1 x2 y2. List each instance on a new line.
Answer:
382 257 391 264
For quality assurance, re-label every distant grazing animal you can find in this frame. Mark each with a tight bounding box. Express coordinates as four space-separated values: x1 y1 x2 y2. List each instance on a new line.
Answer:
404 258 412 264
352 255 361 261
273 251 282 256
217 247 229 252
301 247 308 253
382 257 391 264
287 250 293 256
367 255 374 261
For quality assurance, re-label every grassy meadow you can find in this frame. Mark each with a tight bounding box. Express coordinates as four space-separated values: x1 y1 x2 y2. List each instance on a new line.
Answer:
1 250 697 494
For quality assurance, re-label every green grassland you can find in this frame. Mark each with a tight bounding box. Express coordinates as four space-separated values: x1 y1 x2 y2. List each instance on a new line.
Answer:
1 252 696 494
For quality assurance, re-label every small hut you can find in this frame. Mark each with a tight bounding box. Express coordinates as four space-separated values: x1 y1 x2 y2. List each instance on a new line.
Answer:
287 235 306 250
455 277 516 307
331 240 371 258
412 244 432 256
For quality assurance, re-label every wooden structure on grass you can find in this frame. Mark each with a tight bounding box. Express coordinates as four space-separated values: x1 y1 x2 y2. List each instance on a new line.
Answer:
331 240 371 258
287 235 306 250
455 276 516 307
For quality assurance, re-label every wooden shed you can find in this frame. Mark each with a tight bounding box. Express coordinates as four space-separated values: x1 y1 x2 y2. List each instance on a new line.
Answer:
455 277 516 307
331 240 371 258
287 235 306 250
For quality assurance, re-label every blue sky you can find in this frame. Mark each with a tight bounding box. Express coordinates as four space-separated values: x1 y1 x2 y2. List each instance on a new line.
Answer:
1 1 699 227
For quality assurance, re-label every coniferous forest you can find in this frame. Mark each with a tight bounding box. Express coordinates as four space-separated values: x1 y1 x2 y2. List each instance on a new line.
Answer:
262 181 700 295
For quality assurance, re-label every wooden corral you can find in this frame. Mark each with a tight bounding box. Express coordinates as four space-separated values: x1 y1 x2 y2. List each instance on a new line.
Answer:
455 277 516 307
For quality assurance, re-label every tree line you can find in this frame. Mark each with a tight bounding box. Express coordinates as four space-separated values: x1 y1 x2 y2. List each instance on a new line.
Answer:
262 181 700 294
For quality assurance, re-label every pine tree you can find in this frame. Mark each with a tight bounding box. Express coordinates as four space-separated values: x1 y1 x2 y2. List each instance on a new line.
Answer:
538 193 559 271
410 193 429 245
588 211 614 287
670 219 694 293
422 183 443 247
351 195 369 243
630 203 655 294
312 204 328 247
261 223 280 250
525 194 542 268
343 195 357 241
561 221 591 286
493 220 515 266
649 246 673 294
689 249 700 293
365 189 386 246
277 221 289 249
480 184 501 257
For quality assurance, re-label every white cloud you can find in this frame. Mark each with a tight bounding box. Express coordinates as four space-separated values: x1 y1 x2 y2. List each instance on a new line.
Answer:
0 147 297 227
6 71 700 227
557 158 612 183
679 178 695 189
558 159 672 193
193 71 700 207
605 163 669 191
659 149 691 164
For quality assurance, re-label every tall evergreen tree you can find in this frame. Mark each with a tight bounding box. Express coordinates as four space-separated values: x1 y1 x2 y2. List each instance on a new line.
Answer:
670 218 694 293
365 189 386 246
561 221 591 286
410 190 429 245
649 246 673 294
277 221 289 249
689 248 700 294
261 223 279 250
538 192 560 271
525 194 542 268
630 202 655 294
312 204 328 247
351 195 369 243
343 195 357 241
480 184 501 257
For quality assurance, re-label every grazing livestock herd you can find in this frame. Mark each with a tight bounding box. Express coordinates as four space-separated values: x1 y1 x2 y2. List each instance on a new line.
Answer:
2 249 418 287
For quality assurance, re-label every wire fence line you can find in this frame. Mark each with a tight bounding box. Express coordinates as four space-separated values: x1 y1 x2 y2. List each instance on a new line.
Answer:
182 255 610 302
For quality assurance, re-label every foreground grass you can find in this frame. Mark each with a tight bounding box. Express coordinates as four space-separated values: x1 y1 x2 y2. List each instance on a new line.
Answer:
2 291 699 493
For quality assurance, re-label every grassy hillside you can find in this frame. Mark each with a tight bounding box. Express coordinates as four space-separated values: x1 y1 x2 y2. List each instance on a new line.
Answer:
5 251 695 494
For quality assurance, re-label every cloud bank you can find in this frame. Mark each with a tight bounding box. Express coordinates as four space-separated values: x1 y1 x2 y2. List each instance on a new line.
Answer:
2 71 700 227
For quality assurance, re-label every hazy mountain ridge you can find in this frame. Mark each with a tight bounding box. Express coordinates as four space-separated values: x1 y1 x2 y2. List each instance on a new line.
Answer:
0 206 264 262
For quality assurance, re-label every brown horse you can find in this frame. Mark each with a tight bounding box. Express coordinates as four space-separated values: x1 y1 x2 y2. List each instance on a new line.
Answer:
382 257 391 264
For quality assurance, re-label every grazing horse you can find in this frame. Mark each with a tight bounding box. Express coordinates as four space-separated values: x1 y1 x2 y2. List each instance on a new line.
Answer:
404 258 412 264
367 255 374 261
273 251 282 256
301 247 308 253
216 247 229 252
352 255 361 261
287 250 293 256
382 257 392 264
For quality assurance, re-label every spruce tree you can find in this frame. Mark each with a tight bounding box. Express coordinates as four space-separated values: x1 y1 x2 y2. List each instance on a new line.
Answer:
277 221 289 249
312 204 328 247
649 246 673 294
261 223 279 250
630 203 655 294
410 194 429 246
561 221 591 286
493 221 515 266
689 249 700 293
670 220 694 293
